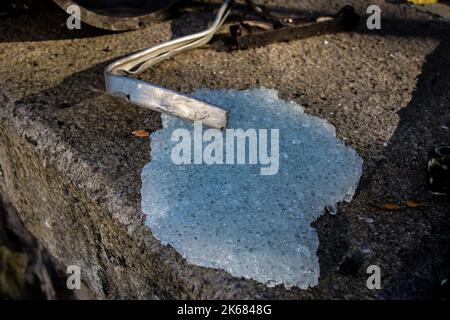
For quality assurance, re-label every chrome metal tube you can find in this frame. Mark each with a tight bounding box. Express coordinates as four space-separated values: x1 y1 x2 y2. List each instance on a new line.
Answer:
105 0 232 129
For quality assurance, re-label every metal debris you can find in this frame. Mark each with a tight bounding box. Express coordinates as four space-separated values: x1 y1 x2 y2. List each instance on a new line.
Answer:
105 0 232 129
229 6 360 50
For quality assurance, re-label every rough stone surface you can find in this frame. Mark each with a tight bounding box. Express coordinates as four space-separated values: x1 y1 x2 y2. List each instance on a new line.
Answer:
0 0 449 299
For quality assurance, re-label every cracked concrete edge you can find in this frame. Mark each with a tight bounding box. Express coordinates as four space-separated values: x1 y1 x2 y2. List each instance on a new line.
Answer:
0 92 140 233
0 90 182 298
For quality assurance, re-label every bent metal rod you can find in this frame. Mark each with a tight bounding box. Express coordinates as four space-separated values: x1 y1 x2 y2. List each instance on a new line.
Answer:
105 0 232 129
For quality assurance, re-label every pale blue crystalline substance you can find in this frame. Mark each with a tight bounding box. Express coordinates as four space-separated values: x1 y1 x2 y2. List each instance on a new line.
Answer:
141 88 363 289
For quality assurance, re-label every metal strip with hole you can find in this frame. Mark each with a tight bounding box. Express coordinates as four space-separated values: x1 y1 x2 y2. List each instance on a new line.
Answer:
105 0 232 129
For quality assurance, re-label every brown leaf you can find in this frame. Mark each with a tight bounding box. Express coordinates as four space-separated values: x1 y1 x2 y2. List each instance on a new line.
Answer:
378 203 401 210
132 129 149 138
404 199 427 208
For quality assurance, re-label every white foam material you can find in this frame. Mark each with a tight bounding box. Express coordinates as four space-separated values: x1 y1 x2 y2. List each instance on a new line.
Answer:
141 88 363 289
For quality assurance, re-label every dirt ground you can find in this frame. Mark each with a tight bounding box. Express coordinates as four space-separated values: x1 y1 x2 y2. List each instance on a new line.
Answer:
0 0 449 299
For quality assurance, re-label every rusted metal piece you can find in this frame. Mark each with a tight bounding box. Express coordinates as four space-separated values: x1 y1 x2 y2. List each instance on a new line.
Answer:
230 5 360 50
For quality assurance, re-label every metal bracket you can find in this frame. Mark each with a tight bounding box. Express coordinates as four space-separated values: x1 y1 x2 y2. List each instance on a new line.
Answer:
105 0 233 129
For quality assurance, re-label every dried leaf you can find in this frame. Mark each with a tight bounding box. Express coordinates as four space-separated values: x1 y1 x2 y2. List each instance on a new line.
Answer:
378 203 400 210
132 129 149 138
404 199 427 208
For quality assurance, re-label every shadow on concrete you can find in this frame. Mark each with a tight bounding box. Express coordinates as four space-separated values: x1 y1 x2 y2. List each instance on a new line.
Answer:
374 36 450 299
0 9 109 43
13 54 159 207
